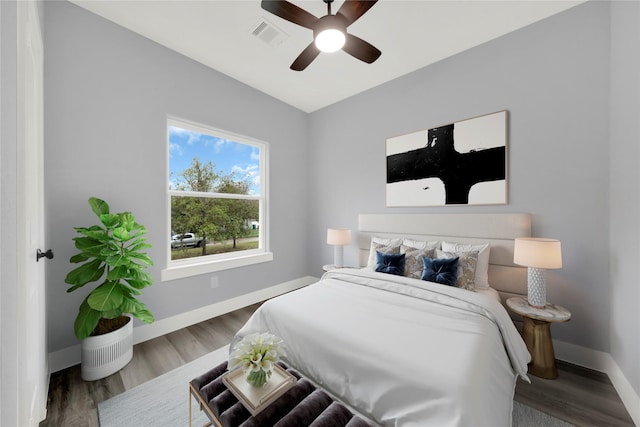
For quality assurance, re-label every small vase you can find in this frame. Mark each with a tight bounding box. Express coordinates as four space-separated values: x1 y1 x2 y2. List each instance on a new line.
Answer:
246 368 270 387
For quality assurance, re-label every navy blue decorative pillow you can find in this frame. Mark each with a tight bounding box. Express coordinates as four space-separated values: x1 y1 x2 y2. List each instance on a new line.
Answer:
421 256 459 286
375 251 406 276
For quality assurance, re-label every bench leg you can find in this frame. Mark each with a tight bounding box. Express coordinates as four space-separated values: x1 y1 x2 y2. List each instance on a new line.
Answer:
189 387 214 427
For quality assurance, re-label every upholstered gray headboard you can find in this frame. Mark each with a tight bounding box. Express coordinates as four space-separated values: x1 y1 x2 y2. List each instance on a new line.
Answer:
358 213 531 307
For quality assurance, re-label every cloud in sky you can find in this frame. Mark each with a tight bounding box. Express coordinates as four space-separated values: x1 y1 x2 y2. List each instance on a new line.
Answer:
250 147 260 162
169 142 183 158
232 163 260 194
213 138 232 153
169 126 202 146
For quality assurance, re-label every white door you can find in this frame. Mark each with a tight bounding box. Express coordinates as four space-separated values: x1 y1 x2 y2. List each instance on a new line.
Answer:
17 1 48 424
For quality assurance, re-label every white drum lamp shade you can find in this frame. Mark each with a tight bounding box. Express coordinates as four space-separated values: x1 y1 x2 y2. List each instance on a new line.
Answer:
327 228 352 268
514 238 562 308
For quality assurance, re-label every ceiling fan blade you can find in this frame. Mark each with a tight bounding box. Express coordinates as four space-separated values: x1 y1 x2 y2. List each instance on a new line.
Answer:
290 43 321 71
336 0 378 26
261 0 318 30
342 33 381 64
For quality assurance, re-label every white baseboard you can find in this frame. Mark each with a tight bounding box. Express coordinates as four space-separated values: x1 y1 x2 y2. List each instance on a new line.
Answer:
606 356 640 426
553 339 611 371
554 339 640 426
48 275 318 374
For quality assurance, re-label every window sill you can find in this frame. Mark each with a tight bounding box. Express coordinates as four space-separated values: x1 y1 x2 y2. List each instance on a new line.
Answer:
161 252 273 281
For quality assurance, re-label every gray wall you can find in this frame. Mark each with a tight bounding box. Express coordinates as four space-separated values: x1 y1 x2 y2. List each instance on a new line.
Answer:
308 1 612 353
609 2 640 395
43 1 309 352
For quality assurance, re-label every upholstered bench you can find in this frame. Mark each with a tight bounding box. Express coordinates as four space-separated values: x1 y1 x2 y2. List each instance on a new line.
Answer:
189 360 372 427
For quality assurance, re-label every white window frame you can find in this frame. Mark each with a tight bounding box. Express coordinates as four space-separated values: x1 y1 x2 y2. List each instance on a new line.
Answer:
161 117 272 281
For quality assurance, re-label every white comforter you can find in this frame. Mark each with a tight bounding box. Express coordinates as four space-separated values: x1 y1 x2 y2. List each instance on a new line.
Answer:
231 269 530 427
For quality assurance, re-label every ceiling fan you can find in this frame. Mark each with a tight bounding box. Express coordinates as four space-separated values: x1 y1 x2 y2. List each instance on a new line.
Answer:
261 0 381 71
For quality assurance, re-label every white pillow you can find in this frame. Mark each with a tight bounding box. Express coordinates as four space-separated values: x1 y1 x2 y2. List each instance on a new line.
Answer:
366 237 402 270
402 238 440 250
441 241 490 289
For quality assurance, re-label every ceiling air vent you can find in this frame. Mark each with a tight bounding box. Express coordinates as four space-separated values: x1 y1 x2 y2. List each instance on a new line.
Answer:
250 17 288 47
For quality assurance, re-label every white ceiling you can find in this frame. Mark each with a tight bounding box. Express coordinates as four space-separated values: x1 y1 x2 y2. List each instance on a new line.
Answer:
70 0 584 113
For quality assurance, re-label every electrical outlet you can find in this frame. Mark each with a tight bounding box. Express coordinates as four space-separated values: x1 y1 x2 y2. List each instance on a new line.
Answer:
210 276 219 289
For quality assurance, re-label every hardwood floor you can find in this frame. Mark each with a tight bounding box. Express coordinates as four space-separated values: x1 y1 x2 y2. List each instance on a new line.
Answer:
41 302 635 427
515 361 635 426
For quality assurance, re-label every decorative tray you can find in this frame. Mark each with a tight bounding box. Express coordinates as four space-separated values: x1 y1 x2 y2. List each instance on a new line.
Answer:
222 364 296 416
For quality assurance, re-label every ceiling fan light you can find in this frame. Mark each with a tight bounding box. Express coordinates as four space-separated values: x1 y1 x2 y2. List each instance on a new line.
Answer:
315 28 345 53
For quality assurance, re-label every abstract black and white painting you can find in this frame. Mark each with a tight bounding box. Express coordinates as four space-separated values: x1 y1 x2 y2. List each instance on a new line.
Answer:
386 110 507 207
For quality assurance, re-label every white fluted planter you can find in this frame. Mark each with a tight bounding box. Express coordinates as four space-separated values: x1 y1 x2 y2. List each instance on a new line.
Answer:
81 316 133 381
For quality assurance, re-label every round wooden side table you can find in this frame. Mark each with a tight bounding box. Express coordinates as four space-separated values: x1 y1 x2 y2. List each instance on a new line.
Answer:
506 296 571 379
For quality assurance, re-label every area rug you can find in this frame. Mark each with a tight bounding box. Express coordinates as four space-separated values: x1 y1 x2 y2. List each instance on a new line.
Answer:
98 345 574 427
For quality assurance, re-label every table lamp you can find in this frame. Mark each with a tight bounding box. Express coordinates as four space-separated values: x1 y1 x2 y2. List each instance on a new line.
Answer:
513 237 562 308
327 228 352 268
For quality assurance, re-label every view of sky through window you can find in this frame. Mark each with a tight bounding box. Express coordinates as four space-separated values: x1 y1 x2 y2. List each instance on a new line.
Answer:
169 126 261 195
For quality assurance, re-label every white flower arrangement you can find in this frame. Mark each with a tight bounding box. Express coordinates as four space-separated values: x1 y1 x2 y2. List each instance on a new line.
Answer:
229 332 287 386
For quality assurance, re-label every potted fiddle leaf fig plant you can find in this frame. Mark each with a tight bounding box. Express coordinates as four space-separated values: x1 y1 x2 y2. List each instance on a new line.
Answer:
65 196 154 380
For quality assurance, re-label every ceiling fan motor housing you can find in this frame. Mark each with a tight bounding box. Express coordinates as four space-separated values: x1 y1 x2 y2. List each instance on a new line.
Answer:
313 14 348 38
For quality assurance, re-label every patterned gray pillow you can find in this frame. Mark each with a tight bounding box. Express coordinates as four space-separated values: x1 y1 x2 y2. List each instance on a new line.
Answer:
401 245 436 279
436 249 479 290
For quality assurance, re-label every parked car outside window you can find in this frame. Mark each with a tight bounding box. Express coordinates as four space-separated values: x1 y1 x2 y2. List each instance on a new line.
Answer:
171 233 203 249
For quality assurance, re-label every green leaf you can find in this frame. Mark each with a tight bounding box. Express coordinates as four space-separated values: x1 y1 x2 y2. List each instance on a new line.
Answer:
69 253 90 263
121 284 142 295
100 213 120 228
124 279 150 290
118 293 143 313
87 282 124 311
112 226 130 241
107 265 129 281
135 308 154 324
127 241 152 253
74 298 102 340
119 213 135 232
73 237 104 252
82 229 108 240
105 253 128 267
131 222 146 232
74 226 107 239
66 282 85 293
127 251 154 266
65 259 104 286
127 269 153 286
88 197 110 217
118 293 153 323
100 240 121 252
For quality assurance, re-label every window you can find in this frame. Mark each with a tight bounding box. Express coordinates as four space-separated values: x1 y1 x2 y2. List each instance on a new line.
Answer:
162 118 271 281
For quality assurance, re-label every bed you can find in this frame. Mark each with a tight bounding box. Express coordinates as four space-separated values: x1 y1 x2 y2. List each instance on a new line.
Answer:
231 213 532 426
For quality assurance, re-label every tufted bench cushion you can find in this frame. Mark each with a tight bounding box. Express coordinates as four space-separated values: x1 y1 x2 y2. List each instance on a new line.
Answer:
189 361 372 427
